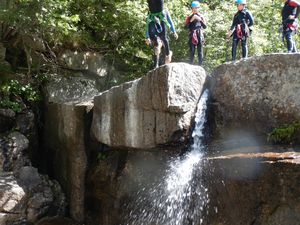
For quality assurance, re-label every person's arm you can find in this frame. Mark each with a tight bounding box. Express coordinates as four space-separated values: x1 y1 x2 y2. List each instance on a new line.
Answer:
199 14 207 29
145 15 151 45
228 14 237 38
166 10 178 39
247 10 254 27
166 10 176 33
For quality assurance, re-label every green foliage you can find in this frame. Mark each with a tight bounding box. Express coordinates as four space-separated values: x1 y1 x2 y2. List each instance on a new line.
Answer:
97 151 108 161
0 0 80 42
268 122 300 144
0 99 22 113
0 0 297 79
0 79 42 112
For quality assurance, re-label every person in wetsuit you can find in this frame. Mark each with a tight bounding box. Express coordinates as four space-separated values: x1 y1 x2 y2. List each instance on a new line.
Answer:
228 0 254 61
146 0 178 67
282 0 300 52
185 1 207 65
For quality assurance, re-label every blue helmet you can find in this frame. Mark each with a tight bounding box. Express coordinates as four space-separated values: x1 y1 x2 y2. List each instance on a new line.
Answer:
236 0 246 4
191 1 200 8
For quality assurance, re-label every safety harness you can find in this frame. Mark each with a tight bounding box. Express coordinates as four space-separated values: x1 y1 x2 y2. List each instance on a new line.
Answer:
147 11 170 33
186 13 205 46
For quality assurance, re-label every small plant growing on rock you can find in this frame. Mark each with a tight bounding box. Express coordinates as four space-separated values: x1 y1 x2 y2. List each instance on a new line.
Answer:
268 121 300 144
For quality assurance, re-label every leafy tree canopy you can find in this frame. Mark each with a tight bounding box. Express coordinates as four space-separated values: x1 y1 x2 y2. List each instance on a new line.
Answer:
0 0 296 78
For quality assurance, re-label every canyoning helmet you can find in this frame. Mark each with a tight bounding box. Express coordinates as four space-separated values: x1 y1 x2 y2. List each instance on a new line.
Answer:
236 0 246 4
191 1 200 8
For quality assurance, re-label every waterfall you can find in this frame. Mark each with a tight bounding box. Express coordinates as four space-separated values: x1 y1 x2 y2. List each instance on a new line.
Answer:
124 89 210 225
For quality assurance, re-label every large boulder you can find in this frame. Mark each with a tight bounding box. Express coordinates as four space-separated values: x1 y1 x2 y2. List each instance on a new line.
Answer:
91 63 207 149
211 53 300 143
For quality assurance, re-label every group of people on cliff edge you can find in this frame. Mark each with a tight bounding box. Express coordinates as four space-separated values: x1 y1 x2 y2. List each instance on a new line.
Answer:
145 0 300 68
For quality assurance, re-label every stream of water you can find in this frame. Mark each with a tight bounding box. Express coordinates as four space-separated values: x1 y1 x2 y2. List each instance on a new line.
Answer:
124 89 210 225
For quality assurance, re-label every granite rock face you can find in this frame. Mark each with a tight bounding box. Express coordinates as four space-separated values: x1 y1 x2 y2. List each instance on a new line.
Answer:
211 54 300 143
91 63 207 149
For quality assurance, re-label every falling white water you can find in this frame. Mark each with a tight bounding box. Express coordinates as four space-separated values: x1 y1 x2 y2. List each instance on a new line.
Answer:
124 89 210 225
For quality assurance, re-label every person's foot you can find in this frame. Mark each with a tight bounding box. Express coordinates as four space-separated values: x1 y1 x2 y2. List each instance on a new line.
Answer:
165 50 173 64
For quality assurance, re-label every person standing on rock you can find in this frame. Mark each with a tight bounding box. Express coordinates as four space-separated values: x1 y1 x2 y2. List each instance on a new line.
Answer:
145 0 178 68
227 0 254 61
185 1 207 66
281 0 300 52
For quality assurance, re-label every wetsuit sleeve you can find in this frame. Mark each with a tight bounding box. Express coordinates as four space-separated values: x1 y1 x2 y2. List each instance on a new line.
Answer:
230 13 238 30
247 11 254 26
200 14 207 29
146 16 150 39
166 11 176 33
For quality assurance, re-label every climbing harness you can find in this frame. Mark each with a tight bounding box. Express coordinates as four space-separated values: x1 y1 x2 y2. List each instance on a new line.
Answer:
147 11 170 31
236 24 243 39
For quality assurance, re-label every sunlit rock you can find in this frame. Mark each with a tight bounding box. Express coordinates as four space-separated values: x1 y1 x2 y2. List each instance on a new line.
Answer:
211 53 300 145
91 63 207 149
44 75 101 104
59 50 119 79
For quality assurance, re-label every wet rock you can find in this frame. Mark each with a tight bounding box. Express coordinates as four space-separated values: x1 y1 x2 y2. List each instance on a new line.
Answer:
91 63 207 149
85 149 172 225
206 148 300 225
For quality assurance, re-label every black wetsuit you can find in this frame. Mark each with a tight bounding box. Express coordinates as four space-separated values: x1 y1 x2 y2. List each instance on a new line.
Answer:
186 13 206 65
230 8 254 60
282 0 300 52
147 0 176 67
